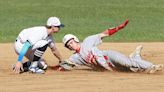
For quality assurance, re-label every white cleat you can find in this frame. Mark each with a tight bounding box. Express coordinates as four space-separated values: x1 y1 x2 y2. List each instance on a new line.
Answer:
147 64 164 74
129 45 143 58
38 60 48 70
29 67 45 74
29 61 44 74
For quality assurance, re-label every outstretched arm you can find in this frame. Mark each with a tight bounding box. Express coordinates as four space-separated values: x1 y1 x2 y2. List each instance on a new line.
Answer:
51 46 64 63
13 41 31 74
99 19 129 39
49 59 77 71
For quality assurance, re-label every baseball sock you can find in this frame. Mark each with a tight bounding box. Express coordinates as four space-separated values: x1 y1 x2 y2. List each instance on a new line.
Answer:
33 44 48 62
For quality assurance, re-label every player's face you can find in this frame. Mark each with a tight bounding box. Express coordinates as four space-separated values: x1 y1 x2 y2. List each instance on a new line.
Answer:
51 26 60 33
67 39 78 50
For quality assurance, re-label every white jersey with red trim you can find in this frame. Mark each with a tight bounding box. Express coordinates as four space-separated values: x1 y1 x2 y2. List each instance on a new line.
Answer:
69 34 111 69
69 34 154 70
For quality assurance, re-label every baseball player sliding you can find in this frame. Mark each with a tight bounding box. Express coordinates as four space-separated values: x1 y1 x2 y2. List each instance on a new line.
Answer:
57 19 163 73
13 17 65 74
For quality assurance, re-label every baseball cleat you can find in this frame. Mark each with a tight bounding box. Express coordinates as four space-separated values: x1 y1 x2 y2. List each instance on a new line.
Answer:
130 66 140 72
129 45 143 58
29 67 45 74
38 60 48 70
146 64 163 74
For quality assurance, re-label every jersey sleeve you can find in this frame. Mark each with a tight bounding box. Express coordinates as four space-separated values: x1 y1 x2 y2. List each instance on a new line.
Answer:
91 47 111 70
96 55 111 70
49 42 55 49
69 54 84 65
83 34 102 47
48 36 56 49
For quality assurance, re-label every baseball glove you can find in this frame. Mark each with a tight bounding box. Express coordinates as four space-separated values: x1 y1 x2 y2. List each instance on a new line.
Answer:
49 60 76 71
59 60 75 70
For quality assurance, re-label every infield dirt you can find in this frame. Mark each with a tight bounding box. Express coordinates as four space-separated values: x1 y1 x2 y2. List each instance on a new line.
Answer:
0 43 164 92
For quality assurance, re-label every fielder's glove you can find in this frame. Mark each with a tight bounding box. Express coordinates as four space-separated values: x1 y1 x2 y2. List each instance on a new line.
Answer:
49 60 76 71
59 60 75 70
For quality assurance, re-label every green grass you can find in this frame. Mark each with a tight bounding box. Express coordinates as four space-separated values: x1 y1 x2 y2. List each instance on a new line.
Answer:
0 0 164 42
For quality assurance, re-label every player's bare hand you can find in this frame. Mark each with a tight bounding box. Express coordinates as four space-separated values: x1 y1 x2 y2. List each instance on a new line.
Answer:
13 62 24 74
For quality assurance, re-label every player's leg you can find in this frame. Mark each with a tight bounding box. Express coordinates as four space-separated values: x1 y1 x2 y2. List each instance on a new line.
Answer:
129 45 163 73
106 50 153 72
25 51 48 71
30 45 48 74
26 40 49 74
106 50 140 68
22 61 31 72
129 45 143 60
103 51 132 71
133 59 163 73
38 58 48 70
